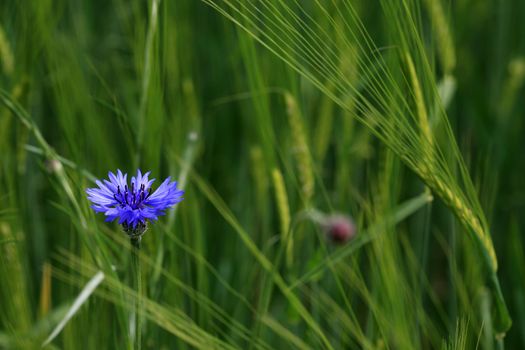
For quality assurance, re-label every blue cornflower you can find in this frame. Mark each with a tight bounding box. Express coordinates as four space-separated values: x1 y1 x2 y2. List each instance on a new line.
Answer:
86 169 184 238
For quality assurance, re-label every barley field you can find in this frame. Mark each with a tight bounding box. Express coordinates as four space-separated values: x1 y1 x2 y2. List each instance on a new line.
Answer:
1 0 524 349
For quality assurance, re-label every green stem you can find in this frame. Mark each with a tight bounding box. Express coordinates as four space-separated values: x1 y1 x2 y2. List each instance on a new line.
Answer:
131 238 142 350
496 338 505 350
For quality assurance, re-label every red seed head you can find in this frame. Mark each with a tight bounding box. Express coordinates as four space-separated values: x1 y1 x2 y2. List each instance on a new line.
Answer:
323 215 356 244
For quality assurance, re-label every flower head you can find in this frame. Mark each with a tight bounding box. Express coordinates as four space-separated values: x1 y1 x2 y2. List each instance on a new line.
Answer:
86 169 184 238
321 215 356 244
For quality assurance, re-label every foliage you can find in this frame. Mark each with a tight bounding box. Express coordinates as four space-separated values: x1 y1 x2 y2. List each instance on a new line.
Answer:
0 0 524 349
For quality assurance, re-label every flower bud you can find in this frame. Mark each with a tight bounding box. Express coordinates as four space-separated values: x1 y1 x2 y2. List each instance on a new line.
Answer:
123 221 148 241
322 215 356 244
45 158 63 174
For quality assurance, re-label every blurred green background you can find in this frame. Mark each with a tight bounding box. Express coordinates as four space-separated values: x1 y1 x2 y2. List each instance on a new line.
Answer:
1 0 525 349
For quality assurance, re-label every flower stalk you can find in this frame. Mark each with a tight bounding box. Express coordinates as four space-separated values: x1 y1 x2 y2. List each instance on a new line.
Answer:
130 237 142 350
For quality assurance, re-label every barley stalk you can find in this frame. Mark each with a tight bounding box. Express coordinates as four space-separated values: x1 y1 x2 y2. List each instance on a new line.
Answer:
423 0 456 74
272 168 292 267
284 92 314 205
405 52 433 149
0 25 14 76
